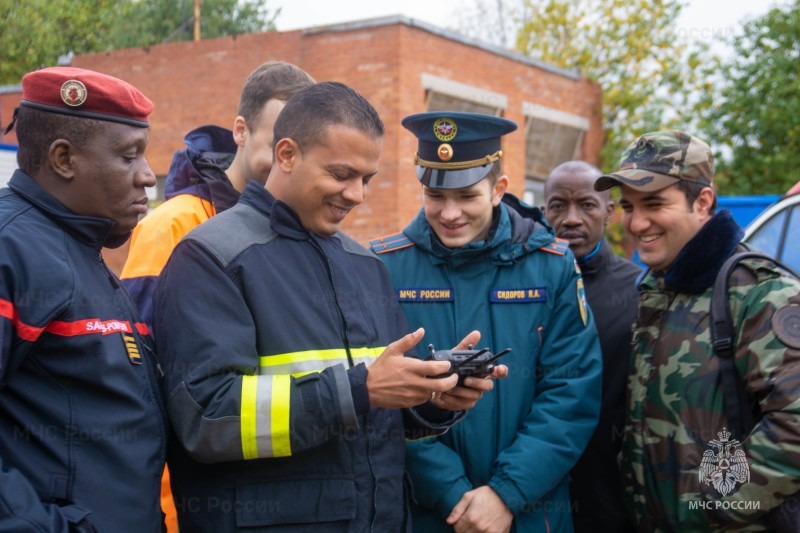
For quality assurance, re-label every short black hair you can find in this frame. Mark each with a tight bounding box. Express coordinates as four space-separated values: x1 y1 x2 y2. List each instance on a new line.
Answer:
15 106 103 175
237 61 315 130
273 81 384 153
675 180 717 214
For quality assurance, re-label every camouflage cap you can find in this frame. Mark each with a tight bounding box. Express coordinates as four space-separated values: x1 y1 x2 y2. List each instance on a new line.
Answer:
595 130 714 192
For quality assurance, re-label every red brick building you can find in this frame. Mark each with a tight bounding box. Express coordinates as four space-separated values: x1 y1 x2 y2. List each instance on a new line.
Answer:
0 15 602 246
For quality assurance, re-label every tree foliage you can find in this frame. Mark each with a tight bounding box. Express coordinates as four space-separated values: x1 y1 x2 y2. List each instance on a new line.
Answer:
456 0 701 167
696 0 800 195
0 0 277 85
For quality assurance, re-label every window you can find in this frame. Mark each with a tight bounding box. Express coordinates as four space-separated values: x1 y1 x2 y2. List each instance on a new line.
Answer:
778 204 800 271
522 103 589 206
747 209 787 259
421 74 506 115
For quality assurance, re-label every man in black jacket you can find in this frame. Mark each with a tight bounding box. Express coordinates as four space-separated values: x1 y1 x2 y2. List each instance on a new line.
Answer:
543 160 640 533
154 82 506 531
0 67 166 532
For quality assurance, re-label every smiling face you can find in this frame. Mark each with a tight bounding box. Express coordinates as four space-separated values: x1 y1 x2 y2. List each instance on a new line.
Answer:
543 170 612 259
267 123 382 237
69 122 156 236
422 175 508 248
619 183 714 272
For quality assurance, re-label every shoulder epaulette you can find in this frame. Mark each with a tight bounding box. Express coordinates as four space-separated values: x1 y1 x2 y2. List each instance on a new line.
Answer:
538 238 569 256
369 232 414 254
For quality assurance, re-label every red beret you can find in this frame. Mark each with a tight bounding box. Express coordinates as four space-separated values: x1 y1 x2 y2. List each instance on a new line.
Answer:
20 66 153 127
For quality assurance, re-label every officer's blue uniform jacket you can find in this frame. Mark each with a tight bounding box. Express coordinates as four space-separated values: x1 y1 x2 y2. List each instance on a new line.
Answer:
154 182 461 532
372 195 602 532
0 171 167 532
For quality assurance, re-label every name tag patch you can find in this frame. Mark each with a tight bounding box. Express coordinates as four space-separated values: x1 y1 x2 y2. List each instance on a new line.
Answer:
491 288 548 303
396 288 454 302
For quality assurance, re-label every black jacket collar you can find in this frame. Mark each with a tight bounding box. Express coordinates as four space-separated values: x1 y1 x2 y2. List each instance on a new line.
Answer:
577 239 613 278
238 181 311 241
8 170 128 249
659 209 743 293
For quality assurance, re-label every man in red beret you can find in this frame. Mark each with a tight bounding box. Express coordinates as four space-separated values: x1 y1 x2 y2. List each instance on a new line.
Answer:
0 66 166 532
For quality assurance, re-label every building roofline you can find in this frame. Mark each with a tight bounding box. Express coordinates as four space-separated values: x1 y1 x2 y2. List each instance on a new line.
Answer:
300 14 581 81
0 85 21 95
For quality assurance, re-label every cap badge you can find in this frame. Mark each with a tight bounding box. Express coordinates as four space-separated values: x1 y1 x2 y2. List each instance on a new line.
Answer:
60 79 87 107
437 143 453 162
433 118 457 142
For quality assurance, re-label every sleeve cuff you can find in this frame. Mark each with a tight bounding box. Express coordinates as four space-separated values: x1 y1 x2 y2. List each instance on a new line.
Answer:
489 475 527 515
347 363 371 416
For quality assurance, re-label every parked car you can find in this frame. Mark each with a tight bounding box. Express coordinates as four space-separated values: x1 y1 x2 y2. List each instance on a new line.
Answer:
742 181 800 272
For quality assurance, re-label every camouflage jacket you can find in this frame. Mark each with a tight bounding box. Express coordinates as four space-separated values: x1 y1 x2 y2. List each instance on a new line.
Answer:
620 210 800 532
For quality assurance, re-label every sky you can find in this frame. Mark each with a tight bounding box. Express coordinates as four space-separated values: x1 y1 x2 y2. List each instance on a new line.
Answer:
270 0 779 52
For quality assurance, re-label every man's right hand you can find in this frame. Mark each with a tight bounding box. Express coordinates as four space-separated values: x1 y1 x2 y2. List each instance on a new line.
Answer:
367 328 470 409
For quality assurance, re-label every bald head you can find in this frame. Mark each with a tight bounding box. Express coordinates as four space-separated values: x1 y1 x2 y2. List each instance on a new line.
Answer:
542 160 614 259
544 161 608 201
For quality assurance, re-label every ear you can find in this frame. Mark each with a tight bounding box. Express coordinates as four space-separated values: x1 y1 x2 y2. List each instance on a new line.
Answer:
694 186 715 216
232 116 248 147
274 138 300 171
491 175 509 206
604 200 615 227
49 139 76 180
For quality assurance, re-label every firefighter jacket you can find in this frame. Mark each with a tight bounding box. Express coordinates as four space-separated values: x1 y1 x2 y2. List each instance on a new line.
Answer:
371 194 603 532
154 182 461 532
0 171 167 532
121 125 238 326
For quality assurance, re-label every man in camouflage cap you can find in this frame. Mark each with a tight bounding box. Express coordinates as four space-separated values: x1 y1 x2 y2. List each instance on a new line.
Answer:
596 130 800 530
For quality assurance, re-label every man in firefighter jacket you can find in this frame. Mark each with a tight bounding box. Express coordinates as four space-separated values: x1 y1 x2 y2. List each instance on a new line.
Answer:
154 82 505 531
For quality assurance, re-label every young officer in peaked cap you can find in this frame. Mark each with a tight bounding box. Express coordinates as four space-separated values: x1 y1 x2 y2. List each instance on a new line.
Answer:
371 111 602 532
0 66 166 532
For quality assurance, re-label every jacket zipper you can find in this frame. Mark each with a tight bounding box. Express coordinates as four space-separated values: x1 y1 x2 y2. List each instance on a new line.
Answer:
309 238 378 528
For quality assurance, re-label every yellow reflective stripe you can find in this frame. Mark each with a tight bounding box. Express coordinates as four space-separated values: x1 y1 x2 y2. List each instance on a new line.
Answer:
350 347 383 368
270 375 291 457
241 375 292 459
240 375 259 460
259 346 385 375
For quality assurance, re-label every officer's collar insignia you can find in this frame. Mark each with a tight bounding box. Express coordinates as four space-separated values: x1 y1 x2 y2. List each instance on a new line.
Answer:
60 79 88 107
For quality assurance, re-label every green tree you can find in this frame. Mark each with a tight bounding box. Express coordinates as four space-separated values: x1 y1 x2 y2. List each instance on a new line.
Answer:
455 0 701 167
0 0 277 85
107 0 278 50
696 0 800 195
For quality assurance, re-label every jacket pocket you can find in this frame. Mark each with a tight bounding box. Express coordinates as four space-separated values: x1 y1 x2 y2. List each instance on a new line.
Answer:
235 477 356 528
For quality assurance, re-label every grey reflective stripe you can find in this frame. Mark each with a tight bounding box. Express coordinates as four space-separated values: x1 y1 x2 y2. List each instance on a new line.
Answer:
332 364 357 428
255 375 276 458
258 347 383 375
352 354 378 368
259 357 350 376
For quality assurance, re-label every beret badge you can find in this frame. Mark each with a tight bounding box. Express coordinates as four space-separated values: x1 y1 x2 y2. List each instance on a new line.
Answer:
60 79 88 107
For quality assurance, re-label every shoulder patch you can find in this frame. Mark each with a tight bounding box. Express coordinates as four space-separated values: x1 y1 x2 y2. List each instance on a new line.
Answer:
773 304 800 349
370 232 414 255
539 238 569 256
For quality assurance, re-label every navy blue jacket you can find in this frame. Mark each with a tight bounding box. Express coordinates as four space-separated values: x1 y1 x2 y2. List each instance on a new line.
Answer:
154 182 460 532
0 171 167 532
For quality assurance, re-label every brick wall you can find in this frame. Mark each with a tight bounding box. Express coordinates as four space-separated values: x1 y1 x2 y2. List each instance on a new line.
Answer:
0 17 602 246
